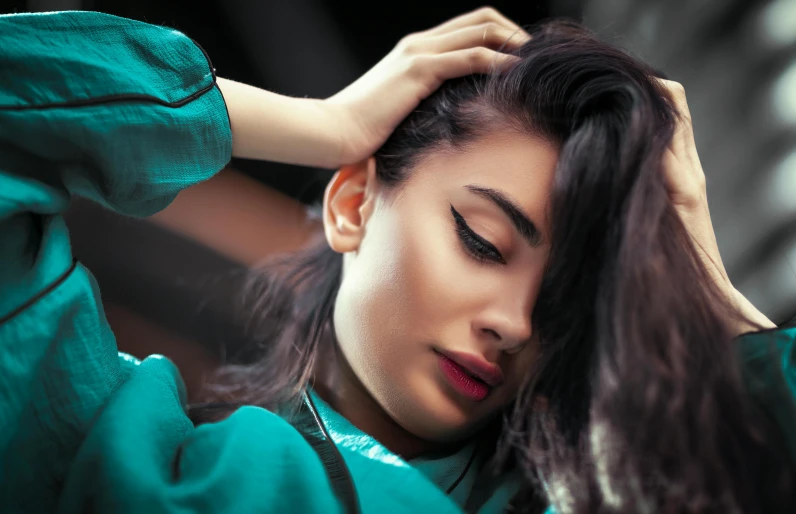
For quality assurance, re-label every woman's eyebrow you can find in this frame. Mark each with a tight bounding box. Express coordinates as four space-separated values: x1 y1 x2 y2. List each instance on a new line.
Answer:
464 184 543 247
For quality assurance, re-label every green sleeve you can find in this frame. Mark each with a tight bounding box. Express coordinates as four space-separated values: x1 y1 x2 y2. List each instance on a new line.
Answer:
0 12 451 514
736 323 796 462
0 10 234 513
0 10 232 320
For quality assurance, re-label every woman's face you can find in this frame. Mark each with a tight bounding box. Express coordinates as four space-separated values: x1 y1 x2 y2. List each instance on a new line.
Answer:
325 128 558 443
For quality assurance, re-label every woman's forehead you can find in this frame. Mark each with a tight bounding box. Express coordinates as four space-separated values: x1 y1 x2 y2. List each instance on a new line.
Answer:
401 129 558 219
417 129 557 182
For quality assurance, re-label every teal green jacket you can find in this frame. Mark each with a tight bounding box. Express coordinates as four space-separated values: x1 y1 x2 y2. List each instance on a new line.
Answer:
0 10 794 514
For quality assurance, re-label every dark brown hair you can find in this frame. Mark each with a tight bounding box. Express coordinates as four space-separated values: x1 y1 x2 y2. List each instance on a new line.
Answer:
191 20 796 513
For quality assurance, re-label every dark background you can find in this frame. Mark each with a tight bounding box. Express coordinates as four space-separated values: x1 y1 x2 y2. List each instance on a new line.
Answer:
2 0 795 384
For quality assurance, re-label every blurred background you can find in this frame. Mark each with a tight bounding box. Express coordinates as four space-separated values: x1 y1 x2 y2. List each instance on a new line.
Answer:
2 0 794 397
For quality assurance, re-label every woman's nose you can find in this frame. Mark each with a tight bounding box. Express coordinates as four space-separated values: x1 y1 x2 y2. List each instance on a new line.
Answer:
474 309 533 355
472 274 540 355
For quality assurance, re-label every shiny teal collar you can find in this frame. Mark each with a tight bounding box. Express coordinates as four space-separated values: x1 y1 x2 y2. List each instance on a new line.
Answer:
308 389 502 509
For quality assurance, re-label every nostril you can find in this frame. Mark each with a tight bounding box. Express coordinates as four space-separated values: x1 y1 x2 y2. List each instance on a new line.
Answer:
482 328 501 341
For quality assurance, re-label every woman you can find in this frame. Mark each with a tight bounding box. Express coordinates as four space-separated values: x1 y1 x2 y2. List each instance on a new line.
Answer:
0 7 793 514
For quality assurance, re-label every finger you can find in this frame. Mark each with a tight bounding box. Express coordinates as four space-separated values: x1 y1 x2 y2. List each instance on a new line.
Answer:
658 80 706 204
659 79 691 124
423 22 529 55
425 7 527 38
657 78 697 160
429 46 521 81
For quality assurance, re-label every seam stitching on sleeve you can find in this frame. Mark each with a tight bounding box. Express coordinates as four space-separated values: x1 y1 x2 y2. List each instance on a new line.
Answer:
0 80 216 111
0 258 78 326
0 37 219 112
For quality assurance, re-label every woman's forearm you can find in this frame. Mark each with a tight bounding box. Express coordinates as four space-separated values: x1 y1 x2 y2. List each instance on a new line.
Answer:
217 78 342 169
216 10 530 170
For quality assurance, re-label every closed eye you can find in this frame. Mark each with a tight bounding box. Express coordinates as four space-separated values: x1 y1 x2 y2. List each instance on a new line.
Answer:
450 205 506 264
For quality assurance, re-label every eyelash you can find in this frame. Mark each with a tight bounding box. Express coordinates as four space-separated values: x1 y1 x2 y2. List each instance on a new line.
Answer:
449 205 506 264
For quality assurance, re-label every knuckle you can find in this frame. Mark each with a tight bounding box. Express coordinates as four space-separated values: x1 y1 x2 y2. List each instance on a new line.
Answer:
397 33 421 53
468 47 490 65
476 6 499 18
666 80 686 97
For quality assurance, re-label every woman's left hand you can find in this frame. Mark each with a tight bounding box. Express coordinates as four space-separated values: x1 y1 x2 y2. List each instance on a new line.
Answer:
657 79 775 332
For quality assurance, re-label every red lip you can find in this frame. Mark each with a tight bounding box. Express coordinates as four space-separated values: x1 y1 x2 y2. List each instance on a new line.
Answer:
436 349 505 387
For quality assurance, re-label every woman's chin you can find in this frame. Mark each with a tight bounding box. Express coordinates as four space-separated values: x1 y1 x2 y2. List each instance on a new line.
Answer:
387 378 493 445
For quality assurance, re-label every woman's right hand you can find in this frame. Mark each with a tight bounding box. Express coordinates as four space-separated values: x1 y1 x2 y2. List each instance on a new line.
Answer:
324 7 530 166
221 7 528 169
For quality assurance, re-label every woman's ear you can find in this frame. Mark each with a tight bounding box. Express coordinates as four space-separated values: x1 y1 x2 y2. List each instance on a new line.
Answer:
322 157 378 253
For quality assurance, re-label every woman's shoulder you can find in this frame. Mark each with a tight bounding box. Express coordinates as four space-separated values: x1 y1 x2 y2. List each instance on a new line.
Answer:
736 321 796 385
174 404 466 514
105 358 505 513
735 321 796 461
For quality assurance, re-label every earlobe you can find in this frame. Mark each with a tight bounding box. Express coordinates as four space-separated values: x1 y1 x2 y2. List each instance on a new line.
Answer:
322 157 377 253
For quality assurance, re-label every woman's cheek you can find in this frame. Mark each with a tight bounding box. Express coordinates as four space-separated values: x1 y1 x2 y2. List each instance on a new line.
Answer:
395 215 469 323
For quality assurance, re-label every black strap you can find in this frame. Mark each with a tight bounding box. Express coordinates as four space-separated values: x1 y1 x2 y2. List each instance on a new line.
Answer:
293 391 362 514
445 443 479 495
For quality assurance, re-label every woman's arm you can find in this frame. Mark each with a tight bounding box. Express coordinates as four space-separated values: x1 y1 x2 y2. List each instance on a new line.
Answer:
656 79 796 462
655 79 776 333
218 7 530 169
218 78 342 167
0 10 232 319
0 11 232 511
150 168 319 265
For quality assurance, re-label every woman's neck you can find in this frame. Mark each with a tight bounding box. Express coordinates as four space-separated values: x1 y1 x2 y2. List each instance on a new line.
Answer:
312 346 443 460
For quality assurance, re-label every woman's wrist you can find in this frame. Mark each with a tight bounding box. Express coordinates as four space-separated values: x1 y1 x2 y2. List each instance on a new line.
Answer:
217 77 343 169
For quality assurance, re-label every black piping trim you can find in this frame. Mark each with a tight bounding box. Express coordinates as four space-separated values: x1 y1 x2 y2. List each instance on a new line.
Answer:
0 38 218 111
304 391 361 514
0 83 217 111
0 36 227 326
0 36 224 325
189 37 218 83
445 443 479 495
0 258 78 325
190 37 232 141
